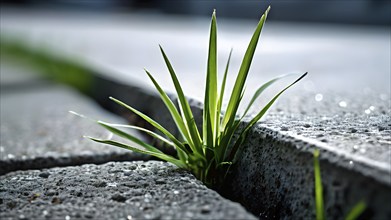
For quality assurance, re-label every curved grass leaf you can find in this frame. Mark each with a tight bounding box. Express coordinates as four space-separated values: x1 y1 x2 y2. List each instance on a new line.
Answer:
314 149 325 220
241 73 301 118
158 47 202 154
203 9 218 149
86 137 186 168
144 70 192 146
227 72 307 161
97 121 164 154
345 200 366 220
222 6 271 131
109 96 188 154
217 48 233 120
99 122 175 148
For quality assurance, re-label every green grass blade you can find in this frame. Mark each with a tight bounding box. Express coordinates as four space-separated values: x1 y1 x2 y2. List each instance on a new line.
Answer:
246 72 306 129
241 73 299 117
227 72 307 161
97 121 163 154
203 9 218 149
345 200 366 220
99 122 175 148
314 149 325 220
222 6 270 131
144 70 194 147
105 122 190 163
86 137 186 168
214 49 233 160
217 48 233 116
158 46 202 153
109 96 187 153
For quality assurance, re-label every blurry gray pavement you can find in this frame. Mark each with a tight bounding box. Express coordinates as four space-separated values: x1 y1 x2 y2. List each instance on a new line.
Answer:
0 60 149 174
1 7 389 103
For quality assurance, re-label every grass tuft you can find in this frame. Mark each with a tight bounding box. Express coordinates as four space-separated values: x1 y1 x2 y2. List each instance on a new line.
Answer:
313 149 367 220
76 6 306 187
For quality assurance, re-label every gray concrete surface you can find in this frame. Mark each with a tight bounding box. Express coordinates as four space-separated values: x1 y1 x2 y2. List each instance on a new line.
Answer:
261 90 391 182
222 90 391 219
0 62 149 175
0 161 256 220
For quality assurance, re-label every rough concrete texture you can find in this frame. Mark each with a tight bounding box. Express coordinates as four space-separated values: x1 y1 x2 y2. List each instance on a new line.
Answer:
0 161 256 220
220 89 391 219
0 79 149 175
260 90 391 184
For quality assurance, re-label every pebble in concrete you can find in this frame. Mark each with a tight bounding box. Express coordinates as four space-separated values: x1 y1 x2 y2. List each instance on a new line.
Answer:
0 161 256 220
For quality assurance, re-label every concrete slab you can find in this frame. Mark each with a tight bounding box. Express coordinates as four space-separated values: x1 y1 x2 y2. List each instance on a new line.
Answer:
0 161 256 220
0 62 150 174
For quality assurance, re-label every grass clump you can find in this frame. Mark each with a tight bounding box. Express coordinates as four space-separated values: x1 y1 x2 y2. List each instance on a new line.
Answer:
313 150 367 220
78 6 306 187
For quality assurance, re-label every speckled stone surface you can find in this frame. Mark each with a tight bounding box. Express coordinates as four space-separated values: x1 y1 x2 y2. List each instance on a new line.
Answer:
0 161 256 220
261 90 391 182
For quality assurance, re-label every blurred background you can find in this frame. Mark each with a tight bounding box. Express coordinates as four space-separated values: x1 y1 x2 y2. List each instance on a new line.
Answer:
1 0 390 104
2 0 390 24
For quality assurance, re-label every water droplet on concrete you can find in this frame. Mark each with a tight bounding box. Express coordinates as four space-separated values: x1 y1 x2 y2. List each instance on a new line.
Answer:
369 106 375 111
352 145 359 152
173 190 179 195
349 161 354 167
43 210 48 216
365 109 371 114
65 215 71 220
7 154 15 159
315 94 323 102
339 101 347 108
360 148 366 154
127 215 133 220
